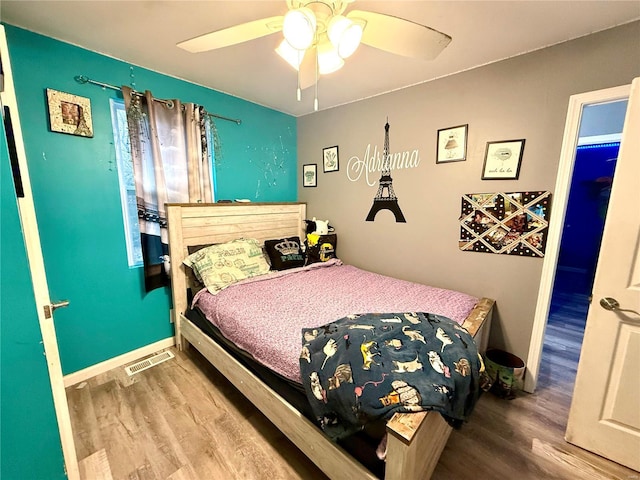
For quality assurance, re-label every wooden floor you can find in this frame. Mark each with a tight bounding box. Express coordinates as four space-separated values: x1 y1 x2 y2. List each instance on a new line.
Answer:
432 290 634 480
67 295 637 480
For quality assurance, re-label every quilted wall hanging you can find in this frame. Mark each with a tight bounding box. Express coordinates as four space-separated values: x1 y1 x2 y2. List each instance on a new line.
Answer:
459 191 552 257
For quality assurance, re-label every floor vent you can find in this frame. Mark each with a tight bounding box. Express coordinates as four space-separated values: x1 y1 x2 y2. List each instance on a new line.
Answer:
125 350 174 376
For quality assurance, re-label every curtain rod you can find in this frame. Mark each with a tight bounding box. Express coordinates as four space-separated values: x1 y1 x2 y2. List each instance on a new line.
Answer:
74 75 242 125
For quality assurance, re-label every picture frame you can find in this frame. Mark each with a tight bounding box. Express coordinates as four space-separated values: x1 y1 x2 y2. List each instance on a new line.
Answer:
436 124 468 163
481 139 526 180
46 88 93 137
322 145 339 172
303 164 317 187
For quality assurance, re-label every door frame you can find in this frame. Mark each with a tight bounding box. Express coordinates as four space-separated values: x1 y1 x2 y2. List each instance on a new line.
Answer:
0 26 79 479
525 84 631 392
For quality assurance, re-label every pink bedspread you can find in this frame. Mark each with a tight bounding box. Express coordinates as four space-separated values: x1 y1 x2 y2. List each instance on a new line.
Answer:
192 260 479 383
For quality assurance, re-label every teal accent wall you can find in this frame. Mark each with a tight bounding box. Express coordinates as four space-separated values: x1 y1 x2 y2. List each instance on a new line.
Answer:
1 112 66 479
3 24 298 374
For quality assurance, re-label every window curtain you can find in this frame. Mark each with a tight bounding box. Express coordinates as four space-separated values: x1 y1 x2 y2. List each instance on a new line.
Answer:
122 86 214 292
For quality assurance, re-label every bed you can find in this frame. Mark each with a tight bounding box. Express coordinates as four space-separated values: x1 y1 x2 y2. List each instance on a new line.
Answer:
167 202 494 480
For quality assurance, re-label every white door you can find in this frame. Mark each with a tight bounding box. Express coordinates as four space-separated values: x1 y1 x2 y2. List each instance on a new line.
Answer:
565 77 640 471
0 26 79 480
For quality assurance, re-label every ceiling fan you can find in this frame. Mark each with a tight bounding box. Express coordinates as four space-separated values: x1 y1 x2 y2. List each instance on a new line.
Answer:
177 1 452 110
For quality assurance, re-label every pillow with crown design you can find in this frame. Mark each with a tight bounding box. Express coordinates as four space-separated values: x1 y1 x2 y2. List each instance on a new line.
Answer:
264 236 305 271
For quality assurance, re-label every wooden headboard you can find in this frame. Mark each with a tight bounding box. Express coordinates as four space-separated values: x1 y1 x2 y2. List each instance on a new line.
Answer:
166 202 307 326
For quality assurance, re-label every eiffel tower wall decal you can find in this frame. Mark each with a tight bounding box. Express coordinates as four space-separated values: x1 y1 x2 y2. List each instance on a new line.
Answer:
459 191 552 257
366 121 407 223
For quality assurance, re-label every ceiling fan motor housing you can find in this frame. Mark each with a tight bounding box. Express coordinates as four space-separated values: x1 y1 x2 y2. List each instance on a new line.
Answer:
287 0 350 34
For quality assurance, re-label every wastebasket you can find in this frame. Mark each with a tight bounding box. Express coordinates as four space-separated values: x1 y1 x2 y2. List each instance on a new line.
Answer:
484 349 526 399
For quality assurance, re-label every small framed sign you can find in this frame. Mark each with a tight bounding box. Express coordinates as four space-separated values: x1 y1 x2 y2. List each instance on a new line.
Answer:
436 124 467 163
322 145 339 172
303 164 317 187
482 139 525 180
46 88 93 137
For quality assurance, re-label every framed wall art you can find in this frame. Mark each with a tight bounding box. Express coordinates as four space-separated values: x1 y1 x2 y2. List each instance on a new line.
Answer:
482 139 525 179
436 124 468 163
46 88 93 137
322 145 339 172
303 164 317 187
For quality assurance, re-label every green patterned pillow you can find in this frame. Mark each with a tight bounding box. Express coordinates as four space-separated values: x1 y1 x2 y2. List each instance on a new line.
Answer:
183 238 270 294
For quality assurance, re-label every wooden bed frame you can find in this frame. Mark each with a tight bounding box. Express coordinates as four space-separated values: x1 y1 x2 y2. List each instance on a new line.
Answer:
167 202 494 480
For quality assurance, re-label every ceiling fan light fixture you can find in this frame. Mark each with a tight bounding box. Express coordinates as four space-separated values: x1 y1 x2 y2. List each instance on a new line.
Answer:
283 7 317 50
327 15 364 58
276 39 305 70
317 39 344 74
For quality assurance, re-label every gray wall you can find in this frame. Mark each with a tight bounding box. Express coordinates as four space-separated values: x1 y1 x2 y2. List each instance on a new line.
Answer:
297 21 640 363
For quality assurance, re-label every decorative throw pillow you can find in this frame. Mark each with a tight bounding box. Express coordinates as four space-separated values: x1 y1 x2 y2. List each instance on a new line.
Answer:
184 244 211 295
183 238 270 294
264 236 305 270
305 233 337 265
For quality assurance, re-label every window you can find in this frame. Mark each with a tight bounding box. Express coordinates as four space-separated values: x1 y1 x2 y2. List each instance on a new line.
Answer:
110 99 143 267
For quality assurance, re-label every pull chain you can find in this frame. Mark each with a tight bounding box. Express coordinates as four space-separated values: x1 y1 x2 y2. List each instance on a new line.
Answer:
314 47 319 111
297 49 302 101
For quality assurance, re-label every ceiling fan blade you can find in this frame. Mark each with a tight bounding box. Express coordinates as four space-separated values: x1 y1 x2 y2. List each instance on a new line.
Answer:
347 10 451 61
177 16 283 53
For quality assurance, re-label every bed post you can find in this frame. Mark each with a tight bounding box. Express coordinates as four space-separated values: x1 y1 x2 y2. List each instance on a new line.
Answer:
299 203 307 239
384 297 495 479
461 297 494 354
167 205 189 351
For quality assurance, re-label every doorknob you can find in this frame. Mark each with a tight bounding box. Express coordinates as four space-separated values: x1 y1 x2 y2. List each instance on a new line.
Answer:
599 297 640 317
51 300 70 311
43 300 70 319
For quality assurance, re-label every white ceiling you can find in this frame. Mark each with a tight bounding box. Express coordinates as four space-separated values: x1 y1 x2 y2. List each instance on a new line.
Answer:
2 1 639 117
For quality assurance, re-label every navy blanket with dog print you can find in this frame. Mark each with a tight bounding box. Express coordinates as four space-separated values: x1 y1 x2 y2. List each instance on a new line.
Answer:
299 312 483 440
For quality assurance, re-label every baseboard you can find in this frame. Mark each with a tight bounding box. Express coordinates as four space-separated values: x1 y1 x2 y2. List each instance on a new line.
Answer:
63 337 175 387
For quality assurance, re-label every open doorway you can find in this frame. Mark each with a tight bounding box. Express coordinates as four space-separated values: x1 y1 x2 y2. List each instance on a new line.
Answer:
543 139 622 380
526 89 630 394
